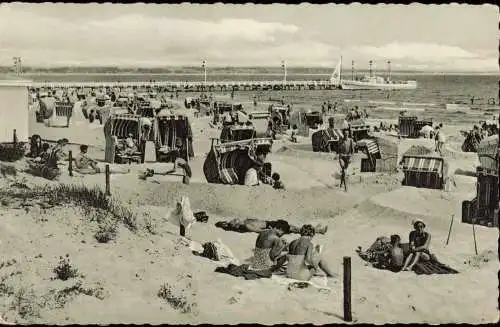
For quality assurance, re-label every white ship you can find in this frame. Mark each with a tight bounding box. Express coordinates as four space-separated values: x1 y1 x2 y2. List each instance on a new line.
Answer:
330 57 418 90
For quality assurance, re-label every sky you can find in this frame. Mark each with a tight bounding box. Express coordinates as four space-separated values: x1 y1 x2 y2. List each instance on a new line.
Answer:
0 3 498 72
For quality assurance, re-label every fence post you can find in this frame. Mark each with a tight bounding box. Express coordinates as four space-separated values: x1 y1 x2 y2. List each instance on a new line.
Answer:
68 150 73 177
105 164 111 196
343 256 352 322
12 129 17 144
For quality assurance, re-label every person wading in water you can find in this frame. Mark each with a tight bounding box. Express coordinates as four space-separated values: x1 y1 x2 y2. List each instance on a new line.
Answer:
338 129 355 192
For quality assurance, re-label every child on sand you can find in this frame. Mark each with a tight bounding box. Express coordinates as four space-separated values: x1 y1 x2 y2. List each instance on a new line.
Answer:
272 173 285 190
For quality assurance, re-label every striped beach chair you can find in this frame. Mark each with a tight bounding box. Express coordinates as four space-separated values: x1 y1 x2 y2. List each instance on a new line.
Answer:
398 116 417 138
311 128 343 152
220 124 256 143
357 138 382 172
475 166 499 223
347 119 371 141
203 138 273 185
401 155 445 189
476 135 498 171
153 114 193 162
103 114 143 164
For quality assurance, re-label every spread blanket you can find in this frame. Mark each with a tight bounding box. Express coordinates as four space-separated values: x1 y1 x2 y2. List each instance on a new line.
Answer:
214 264 273 280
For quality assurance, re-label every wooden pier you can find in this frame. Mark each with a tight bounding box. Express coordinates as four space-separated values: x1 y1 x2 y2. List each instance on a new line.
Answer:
30 79 339 92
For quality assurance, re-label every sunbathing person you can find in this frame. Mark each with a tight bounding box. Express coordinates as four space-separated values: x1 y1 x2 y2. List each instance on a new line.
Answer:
250 221 289 271
215 218 327 235
124 133 138 154
286 224 335 280
402 219 432 271
387 234 406 272
74 145 100 173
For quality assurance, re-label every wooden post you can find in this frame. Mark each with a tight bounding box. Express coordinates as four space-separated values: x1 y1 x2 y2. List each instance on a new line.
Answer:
343 256 352 322
105 164 111 196
68 150 73 177
12 129 17 144
472 222 478 255
445 214 454 245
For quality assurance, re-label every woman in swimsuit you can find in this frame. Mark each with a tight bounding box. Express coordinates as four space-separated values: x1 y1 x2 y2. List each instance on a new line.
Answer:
402 219 432 271
286 224 335 281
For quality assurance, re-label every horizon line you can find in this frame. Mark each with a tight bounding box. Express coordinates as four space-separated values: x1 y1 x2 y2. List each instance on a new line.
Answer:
1 65 498 74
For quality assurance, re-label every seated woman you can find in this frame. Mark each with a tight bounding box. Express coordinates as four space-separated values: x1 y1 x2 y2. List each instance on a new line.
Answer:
286 224 335 281
250 221 290 271
124 133 138 155
402 219 432 271
215 218 327 235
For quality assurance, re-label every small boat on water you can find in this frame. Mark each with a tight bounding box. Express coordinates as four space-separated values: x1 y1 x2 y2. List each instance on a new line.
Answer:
331 57 418 90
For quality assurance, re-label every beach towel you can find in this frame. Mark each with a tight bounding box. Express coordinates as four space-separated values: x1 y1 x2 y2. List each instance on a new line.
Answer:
168 196 196 230
412 257 459 275
214 263 273 280
270 274 333 291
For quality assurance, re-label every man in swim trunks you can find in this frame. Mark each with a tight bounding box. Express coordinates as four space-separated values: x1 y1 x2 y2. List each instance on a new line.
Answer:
388 234 405 272
286 224 335 280
215 218 328 235
338 129 355 191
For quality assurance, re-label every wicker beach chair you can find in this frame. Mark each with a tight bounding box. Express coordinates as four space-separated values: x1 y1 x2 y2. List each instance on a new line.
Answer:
203 138 273 185
103 113 143 164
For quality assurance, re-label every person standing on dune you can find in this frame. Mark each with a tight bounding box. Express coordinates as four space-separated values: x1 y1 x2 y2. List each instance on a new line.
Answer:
338 129 355 192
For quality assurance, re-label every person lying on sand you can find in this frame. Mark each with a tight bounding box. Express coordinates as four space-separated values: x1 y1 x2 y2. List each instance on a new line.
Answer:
250 221 289 271
402 219 432 271
286 224 335 280
215 218 328 235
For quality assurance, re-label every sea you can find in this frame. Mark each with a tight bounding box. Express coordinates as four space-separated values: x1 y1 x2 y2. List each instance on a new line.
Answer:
5 72 499 125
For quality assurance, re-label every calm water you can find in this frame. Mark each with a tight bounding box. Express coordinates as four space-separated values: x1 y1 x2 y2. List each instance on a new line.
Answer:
6 72 500 124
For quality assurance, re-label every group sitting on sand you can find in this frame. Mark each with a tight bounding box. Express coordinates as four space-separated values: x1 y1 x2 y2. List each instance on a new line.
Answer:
249 223 336 280
357 219 458 275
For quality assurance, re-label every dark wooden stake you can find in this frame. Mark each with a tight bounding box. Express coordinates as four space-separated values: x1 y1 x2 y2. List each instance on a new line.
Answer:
343 256 352 322
105 164 111 196
472 223 478 255
13 129 17 144
68 150 73 177
445 214 455 245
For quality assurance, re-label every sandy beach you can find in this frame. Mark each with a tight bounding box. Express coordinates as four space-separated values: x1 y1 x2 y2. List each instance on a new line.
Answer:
0 89 498 325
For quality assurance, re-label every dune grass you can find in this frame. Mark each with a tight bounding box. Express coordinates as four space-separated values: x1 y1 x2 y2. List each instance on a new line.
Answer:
1 183 138 232
0 143 26 163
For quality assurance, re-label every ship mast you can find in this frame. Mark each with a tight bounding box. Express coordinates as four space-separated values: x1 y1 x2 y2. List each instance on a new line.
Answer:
369 60 373 78
351 60 355 80
387 60 392 81
340 56 343 82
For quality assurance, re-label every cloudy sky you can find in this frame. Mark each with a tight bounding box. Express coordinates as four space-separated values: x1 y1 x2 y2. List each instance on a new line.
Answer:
0 3 497 72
